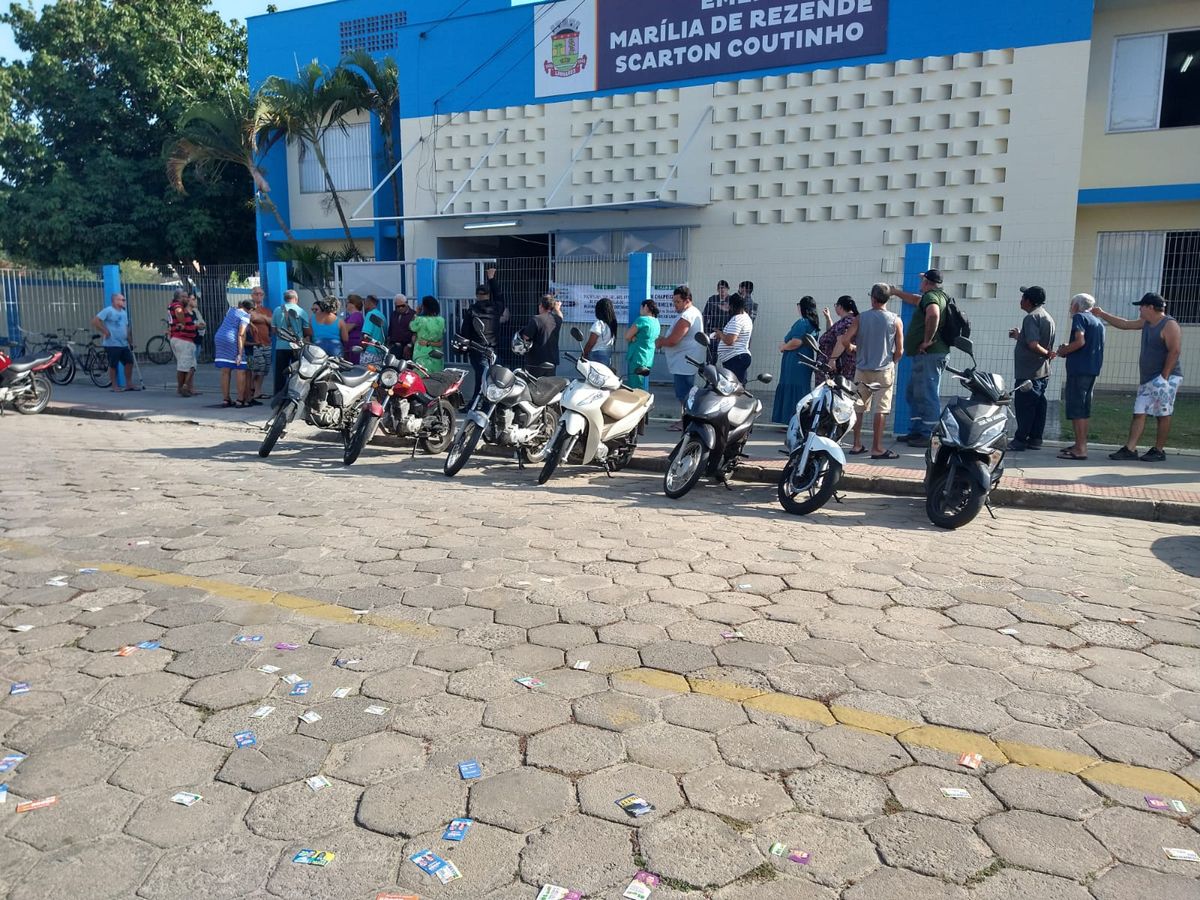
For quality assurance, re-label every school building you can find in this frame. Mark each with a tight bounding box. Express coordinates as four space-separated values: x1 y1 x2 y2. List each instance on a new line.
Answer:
247 0 1199 393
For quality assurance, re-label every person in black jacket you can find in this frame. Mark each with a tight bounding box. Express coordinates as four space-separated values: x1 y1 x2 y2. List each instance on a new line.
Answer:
464 266 508 400
517 295 564 377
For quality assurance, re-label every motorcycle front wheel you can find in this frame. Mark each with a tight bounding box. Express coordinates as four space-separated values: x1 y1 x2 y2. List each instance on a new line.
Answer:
537 428 573 485
664 436 707 499
259 405 290 457
15 374 51 414
443 419 481 477
778 449 841 515
48 351 76 386
343 405 377 466
926 469 986 529
420 401 456 454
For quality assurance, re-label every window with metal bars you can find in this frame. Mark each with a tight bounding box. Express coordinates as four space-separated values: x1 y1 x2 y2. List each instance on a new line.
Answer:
299 123 372 193
1096 230 1200 324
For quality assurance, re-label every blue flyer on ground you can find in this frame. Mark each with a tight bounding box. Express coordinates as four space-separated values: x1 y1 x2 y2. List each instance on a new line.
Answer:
234 730 257 748
409 849 448 875
443 818 472 841
458 759 482 779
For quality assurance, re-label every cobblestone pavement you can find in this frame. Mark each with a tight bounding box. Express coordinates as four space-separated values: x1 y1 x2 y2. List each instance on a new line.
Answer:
2 415 1199 900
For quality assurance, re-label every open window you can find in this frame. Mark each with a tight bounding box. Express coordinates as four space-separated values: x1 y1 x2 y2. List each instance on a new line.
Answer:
1108 29 1200 133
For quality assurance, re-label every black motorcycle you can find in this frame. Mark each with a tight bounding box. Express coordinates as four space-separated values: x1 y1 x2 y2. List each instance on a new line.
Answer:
442 329 567 477
663 332 772 499
258 319 378 458
925 336 1031 529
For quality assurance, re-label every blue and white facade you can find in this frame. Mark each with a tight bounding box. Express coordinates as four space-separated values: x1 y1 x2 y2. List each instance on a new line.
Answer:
248 0 1199 386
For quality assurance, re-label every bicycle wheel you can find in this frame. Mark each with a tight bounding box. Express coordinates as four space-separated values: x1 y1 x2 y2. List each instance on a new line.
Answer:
87 349 112 388
145 335 172 365
48 348 76 386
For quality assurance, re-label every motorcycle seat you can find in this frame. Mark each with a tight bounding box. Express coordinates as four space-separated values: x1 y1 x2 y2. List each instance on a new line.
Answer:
5 352 57 374
526 376 568 406
422 370 462 396
601 388 651 421
337 366 376 388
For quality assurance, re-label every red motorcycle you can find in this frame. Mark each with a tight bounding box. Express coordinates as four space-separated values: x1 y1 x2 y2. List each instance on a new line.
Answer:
343 337 467 465
0 347 62 415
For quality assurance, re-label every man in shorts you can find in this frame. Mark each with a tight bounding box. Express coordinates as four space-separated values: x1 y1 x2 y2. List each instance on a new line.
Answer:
1095 293 1183 462
246 287 272 401
92 293 138 392
847 283 903 459
168 289 198 396
656 286 704 431
1055 293 1105 460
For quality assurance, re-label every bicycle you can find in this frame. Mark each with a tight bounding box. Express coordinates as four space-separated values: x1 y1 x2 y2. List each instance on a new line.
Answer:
144 319 173 365
3 327 76 385
71 330 113 388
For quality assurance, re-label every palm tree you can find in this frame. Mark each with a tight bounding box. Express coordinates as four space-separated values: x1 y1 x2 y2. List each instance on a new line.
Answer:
261 61 366 255
341 50 402 260
165 83 294 242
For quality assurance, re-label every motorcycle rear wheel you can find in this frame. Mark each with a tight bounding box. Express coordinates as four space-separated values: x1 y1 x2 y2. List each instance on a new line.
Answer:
259 406 289 457
443 419 481 477
926 470 986 529
664 437 707 499
420 401 456 454
778 450 841 515
15 374 51 414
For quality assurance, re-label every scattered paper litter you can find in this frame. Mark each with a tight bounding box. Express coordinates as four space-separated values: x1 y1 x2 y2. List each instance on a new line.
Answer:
11 625 33 633
1164 847 1199 862
332 687 352 699
363 705 388 716
274 642 300 651
958 752 983 770
616 793 655 818
0 784 7 803
289 682 311 697
458 760 482 780
0 754 26 773
9 682 30 695
941 787 972 800
306 775 331 793
572 660 591 671
998 628 1020 636
233 731 257 748
299 710 322 724
334 658 361 669
282 673 303 685
537 887 582 900
170 792 202 807
442 817 471 842
15 796 57 813
45 577 69 587
768 842 787 856
515 676 545 689
250 706 275 719
77 568 99 574
623 871 661 900
721 630 744 639
293 849 335 867
788 851 812 865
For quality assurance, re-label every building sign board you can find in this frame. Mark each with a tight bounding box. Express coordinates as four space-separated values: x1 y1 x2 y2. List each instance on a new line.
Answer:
535 0 889 98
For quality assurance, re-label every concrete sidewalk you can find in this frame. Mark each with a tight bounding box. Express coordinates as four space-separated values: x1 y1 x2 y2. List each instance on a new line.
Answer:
43 363 1200 523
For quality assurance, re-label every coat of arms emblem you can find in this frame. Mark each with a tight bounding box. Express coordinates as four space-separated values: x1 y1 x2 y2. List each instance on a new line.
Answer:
545 18 587 77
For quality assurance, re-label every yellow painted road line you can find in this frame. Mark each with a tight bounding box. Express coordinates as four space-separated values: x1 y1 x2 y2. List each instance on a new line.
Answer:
615 668 1200 803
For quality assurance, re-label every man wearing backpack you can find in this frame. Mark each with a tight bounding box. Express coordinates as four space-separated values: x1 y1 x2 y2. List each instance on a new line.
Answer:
890 269 950 446
1008 286 1056 451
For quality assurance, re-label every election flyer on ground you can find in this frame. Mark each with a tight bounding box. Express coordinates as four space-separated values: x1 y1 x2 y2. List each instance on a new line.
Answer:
534 0 889 98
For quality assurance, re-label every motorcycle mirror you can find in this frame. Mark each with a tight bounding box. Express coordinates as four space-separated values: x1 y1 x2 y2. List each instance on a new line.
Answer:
430 349 444 360
569 326 585 342
694 332 710 347
805 334 820 351
757 372 773 384
349 345 362 353
954 335 975 356
634 366 651 376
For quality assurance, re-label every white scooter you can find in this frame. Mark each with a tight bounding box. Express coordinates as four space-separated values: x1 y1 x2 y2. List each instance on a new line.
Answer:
535 326 654 484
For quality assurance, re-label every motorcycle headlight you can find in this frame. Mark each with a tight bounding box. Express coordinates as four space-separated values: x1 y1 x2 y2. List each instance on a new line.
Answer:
298 360 319 378
380 369 399 388
929 434 942 453
717 374 739 395
485 383 508 402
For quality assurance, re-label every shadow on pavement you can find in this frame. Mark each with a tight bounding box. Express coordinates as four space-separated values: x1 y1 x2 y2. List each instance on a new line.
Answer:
1150 535 1200 578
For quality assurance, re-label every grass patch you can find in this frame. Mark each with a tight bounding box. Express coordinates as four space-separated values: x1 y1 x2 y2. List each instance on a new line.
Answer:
965 860 1005 886
714 813 753 833
741 862 779 883
883 797 905 815
659 876 703 892
1059 390 1200 449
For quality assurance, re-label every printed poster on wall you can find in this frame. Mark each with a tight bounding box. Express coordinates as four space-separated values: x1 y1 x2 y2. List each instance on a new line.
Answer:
534 0 889 98
555 284 680 328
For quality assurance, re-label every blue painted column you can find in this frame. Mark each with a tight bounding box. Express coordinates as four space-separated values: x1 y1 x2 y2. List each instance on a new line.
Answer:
628 253 652 326
102 264 125 388
892 242 932 437
265 261 288 312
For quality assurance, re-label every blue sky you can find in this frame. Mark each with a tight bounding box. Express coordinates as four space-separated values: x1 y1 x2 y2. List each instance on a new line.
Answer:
0 0 323 61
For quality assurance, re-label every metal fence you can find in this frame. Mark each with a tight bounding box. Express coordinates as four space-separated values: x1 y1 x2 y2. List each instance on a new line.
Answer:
1 264 259 365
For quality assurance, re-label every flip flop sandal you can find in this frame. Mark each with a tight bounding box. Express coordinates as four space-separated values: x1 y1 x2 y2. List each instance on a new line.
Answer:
1057 449 1088 460
848 447 870 455
871 450 900 460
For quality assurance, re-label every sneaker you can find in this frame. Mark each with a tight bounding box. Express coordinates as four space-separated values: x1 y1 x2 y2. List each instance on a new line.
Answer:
1008 440 1028 452
1139 448 1166 462
905 434 930 446
1108 447 1139 461
1027 441 1043 450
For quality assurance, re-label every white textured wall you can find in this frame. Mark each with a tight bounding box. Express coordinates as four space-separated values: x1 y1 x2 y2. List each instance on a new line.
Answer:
398 41 1091 389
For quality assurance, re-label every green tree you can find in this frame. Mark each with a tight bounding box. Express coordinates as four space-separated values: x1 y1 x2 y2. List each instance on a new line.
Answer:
0 0 253 268
341 50 401 260
261 61 366 256
166 83 295 243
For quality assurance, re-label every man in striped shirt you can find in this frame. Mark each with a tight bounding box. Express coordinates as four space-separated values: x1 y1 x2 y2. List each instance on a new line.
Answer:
169 289 199 396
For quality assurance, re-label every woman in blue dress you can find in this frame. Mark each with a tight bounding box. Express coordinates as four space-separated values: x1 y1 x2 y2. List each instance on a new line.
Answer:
772 296 821 424
214 300 252 407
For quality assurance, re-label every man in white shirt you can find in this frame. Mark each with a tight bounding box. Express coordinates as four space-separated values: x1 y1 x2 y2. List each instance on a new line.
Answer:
656 286 704 431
